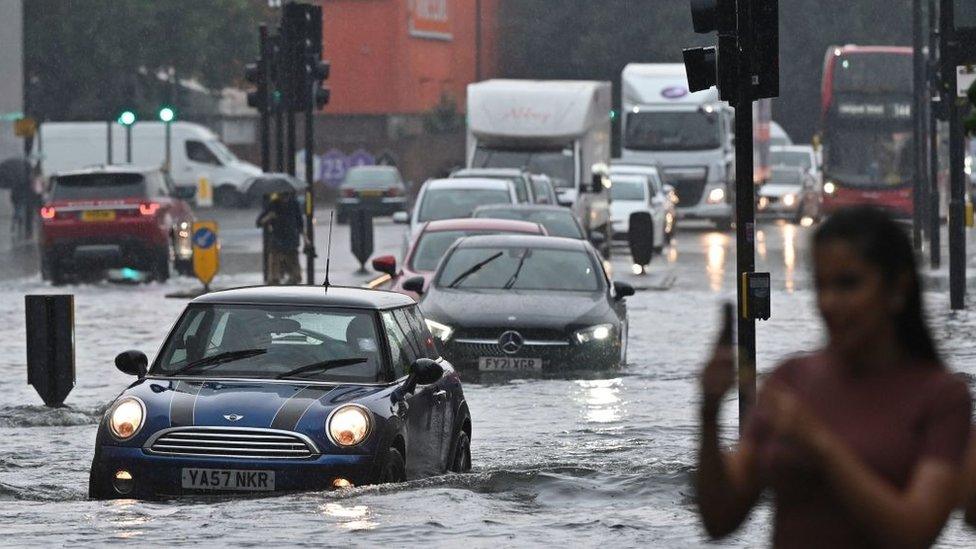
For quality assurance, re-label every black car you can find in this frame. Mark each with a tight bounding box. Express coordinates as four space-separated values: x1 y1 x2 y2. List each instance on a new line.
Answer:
88 286 471 499
337 166 408 222
405 235 634 374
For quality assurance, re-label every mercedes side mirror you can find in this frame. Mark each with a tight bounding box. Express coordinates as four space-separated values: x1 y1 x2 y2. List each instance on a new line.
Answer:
392 211 410 224
402 276 426 295
613 281 636 300
115 350 148 378
372 255 398 276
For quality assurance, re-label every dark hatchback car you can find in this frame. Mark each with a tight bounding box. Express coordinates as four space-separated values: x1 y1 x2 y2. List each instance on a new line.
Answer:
407 235 634 375
89 286 471 499
337 166 408 222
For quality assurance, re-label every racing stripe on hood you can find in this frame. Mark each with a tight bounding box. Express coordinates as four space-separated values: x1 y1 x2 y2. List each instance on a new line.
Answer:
270 386 335 430
170 380 204 427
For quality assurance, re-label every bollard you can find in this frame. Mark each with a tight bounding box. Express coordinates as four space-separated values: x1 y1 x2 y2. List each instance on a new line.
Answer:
350 210 375 274
25 295 76 407
628 211 655 267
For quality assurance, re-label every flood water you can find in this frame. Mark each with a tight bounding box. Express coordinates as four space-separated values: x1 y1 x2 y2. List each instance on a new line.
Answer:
1 224 975 547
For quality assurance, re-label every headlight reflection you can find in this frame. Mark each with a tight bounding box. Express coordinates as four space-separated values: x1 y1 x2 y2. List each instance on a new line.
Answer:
576 378 623 425
320 503 377 531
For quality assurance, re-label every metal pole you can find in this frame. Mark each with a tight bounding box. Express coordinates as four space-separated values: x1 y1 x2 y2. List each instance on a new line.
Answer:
943 0 967 309
125 124 132 163
106 121 113 165
735 0 757 428
913 0 926 250
474 0 483 82
165 121 172 173
275 108 285 173
930 0 942 269
305 84 316 285
259 25 271 173
287 111 296 176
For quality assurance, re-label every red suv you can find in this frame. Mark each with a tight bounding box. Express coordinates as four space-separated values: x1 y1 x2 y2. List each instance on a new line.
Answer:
40 166 195 284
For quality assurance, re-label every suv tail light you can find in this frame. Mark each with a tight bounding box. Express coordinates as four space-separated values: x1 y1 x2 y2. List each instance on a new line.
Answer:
139 203 161 216
40 206 56 220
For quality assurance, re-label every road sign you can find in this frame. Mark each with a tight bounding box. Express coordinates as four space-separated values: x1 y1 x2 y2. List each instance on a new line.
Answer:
319 149 348 187
191 221 220 288
957 65 976 97
14 117 37 138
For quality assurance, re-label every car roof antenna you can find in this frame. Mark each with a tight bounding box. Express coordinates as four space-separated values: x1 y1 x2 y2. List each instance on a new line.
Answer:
323 210 334 290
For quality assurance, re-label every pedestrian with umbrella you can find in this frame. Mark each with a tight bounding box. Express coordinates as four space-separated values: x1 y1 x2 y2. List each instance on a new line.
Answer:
256 185 307 285
0 157 33 240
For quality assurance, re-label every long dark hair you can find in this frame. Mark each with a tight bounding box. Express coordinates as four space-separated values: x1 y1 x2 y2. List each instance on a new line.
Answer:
812 206 940 364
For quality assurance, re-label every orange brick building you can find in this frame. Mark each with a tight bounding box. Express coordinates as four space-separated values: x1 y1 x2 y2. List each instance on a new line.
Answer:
322 0 499 115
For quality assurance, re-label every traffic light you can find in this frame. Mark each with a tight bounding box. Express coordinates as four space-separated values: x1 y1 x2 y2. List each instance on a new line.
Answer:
750 0 779 100
311 59 331 110
683 0 738 102
118 110 136 126
282 2 329 112
245 58 269 112
158 106 175 123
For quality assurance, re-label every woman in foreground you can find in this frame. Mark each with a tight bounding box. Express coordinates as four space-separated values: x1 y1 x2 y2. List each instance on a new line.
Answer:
697 207 973 547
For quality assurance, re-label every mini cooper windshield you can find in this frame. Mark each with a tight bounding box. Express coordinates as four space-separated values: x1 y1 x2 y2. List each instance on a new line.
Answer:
437 247 602 291
155 305 383 383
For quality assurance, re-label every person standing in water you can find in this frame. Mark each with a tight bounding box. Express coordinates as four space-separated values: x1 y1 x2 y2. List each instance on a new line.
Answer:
697 206 972 547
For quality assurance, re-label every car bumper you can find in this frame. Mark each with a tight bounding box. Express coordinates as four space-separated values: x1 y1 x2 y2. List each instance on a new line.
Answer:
337 198 406 216
92 445 377 498
41 236 166 268
440 338 620 373
676 201 731 221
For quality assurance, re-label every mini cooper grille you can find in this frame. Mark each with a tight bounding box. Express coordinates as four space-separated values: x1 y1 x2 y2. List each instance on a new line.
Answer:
147 427 317 459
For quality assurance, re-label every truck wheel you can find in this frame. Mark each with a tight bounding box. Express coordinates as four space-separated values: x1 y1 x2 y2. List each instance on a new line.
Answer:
214 186 243 209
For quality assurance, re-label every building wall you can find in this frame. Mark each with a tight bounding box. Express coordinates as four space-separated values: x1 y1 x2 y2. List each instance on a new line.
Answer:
322 0 498 115
0 0 24 160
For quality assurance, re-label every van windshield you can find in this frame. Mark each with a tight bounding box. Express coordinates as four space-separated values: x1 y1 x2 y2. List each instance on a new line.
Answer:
472 147 576 188
625 111 722 151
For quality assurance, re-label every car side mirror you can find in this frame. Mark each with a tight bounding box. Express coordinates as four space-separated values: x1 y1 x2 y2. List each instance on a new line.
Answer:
393 211 410 224
613 281 635 300
372 255 397 276
115 350 148 378
403 358 444 394
173 186 196 200
403 276 426 295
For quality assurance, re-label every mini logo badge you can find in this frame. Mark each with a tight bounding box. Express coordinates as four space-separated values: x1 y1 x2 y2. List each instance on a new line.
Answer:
661 86 688 100
498 331 524 355
223 413 244 422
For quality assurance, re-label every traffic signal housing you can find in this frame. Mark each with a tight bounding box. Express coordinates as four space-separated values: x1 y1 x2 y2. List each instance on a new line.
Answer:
683 0 738 102
245 58 269 112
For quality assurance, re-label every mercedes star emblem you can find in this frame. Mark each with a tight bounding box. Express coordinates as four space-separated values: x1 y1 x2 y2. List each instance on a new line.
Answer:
223 413 244 422
498 330 524 355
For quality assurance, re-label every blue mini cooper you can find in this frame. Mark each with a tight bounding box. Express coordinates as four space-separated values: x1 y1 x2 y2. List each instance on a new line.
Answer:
89 286 472 499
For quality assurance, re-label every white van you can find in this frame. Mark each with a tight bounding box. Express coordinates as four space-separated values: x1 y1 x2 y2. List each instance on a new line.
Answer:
38 121 261 207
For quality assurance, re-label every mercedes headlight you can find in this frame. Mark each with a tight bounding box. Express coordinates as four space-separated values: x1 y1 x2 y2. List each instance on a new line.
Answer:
823 181 836 195
574 324 614 344
782 193 796 207
108 397 146 441
328 405 371 447
706 188 726 204
425 319 454 342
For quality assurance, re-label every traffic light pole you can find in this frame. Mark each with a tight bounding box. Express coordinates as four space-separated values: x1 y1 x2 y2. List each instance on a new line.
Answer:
734 1 757 429
258 25 271 174
125 124 132 163
305 88 316 285
948 68 967 310
913 0 926 251
930 0 942 270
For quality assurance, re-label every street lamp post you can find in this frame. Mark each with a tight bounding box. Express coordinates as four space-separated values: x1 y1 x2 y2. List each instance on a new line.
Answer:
158 107 175 173
118 110 136 163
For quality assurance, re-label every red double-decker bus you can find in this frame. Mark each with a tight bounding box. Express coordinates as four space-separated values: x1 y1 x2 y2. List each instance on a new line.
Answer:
820 45 915 217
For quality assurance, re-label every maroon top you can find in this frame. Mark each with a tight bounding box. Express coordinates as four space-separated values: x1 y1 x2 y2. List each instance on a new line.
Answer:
746 352 972 548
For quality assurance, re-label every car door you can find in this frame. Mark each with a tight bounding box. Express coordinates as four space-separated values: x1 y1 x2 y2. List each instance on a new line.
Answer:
382 310 443 476
401 305 455 464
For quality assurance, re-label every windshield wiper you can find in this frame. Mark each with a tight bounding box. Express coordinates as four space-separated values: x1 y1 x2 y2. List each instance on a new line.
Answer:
447 251 503 288
276 357 368 380
503 253 529 289
168 348 268 376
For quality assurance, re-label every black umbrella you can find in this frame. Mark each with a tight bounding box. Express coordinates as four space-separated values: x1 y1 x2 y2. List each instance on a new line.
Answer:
246 176 306 200
0 157 30 191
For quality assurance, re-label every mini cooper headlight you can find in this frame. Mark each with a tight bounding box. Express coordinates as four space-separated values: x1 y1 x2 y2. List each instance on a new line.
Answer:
425 319 454 343
574 324 614 344
109 397 145 441
328 405 371 447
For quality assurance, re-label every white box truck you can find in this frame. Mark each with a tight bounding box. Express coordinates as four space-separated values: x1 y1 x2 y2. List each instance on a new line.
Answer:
38 121 261 207
466 79 614 246
621 64 735 228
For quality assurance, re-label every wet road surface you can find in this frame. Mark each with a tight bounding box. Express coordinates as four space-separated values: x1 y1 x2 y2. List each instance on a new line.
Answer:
1 210 975 547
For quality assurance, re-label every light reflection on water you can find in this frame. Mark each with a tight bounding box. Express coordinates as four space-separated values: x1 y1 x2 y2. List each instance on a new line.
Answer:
576 378 623 425
703 232 729 292
781 223 797 293
320 502 377 531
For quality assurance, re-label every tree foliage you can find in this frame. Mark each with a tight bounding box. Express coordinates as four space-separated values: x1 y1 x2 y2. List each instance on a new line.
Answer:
24 0 275 121
497 0 913 141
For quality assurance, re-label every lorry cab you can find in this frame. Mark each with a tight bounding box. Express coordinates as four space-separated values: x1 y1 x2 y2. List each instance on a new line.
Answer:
620 64 734 229
466 79 613 250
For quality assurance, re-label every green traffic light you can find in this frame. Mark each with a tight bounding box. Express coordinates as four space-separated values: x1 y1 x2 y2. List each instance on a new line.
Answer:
158 107 175 123
118 111 136 126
